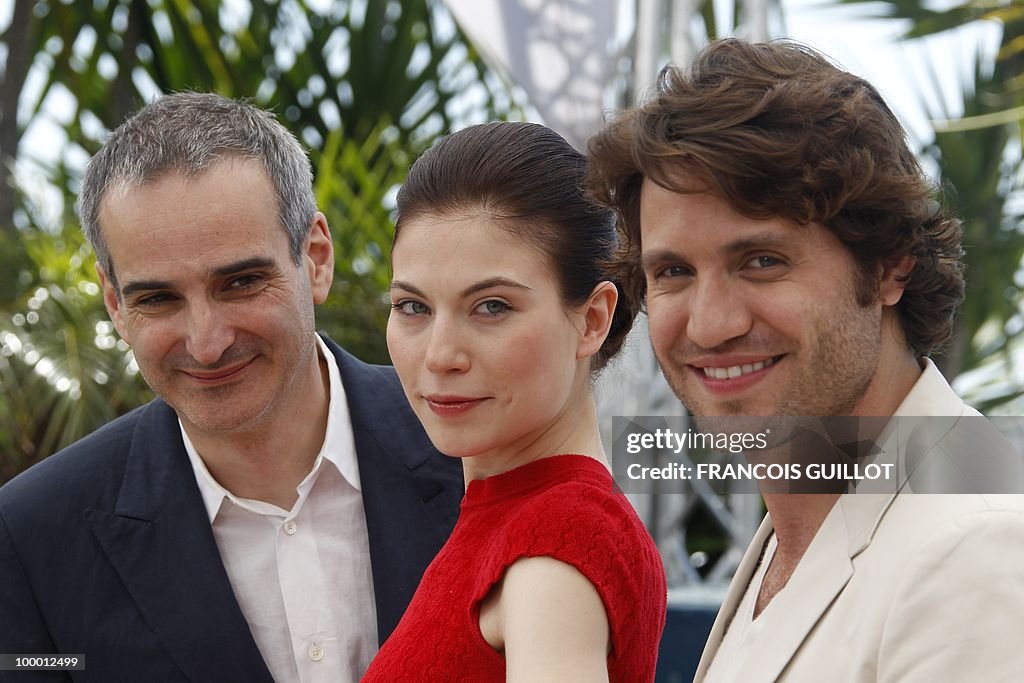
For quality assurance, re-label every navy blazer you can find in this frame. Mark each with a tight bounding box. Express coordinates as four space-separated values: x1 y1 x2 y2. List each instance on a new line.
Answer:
0 336 463 682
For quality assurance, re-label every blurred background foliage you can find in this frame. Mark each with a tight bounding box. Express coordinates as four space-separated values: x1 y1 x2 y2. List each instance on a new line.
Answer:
0 0 521 476
837 1 1024 412
1 0 1023 479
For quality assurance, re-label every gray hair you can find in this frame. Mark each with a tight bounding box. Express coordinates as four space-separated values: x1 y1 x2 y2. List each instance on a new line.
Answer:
79 92 316 288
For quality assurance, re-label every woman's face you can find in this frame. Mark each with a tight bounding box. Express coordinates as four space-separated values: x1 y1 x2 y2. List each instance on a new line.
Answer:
387 211 590 461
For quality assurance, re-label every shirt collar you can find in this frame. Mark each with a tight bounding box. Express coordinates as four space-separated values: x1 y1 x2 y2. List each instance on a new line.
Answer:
893 357 965 417
181 333 361 523
314 333 361 490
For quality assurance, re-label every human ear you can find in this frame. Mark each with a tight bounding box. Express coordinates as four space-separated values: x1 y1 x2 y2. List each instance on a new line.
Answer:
96 263 129 343
576 281 618 361
879 255 916 306
305 212 335 304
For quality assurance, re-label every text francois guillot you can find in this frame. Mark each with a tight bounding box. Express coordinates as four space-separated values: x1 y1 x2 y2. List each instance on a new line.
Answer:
623 428 894 482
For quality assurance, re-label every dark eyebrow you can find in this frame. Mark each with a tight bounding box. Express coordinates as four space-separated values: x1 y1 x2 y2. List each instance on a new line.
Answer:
390 280 427 298
719 231 791 254
458 277 531 298
640 230 793 270
210 257 276 278
121 257 276 298
389 277 532 299
640 249 684 272
121 279 173 298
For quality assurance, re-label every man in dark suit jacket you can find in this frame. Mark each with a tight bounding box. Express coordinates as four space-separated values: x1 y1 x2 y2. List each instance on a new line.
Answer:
0 93 462 682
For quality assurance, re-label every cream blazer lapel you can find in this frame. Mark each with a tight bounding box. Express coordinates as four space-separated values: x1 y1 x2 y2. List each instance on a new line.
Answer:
693 360 1012 682
694 491 905 682
733 502 856 683
693 514 773 681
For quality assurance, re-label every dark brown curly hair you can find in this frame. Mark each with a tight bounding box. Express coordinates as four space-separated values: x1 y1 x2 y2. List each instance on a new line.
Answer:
585 38 964 356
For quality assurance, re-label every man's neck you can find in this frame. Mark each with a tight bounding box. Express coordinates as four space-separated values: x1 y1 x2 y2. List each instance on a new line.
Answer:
851 325 924 417
185 349 331 510
753 492 840 617
763 492 841 560
752 349 926 615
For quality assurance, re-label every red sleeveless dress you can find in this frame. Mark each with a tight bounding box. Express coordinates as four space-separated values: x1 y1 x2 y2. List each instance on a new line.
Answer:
361 454 667 682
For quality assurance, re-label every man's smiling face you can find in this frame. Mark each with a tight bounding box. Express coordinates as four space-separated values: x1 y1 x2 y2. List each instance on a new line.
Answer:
639 178 889 418
97 158 331 436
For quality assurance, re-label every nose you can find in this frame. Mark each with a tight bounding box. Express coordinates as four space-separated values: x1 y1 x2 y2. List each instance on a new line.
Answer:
184 301 236 366
424 316 470 374
685 277 753 350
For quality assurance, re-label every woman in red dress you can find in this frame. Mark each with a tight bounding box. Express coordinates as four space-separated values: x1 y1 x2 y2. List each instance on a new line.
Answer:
362 121 667 682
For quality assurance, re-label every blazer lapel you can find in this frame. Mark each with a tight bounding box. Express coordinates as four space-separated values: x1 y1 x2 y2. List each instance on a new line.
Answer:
698 363 969 681
706 493 898 683
734 504 856 683
326 337 463 644
694 516 774 681
87 400 273 683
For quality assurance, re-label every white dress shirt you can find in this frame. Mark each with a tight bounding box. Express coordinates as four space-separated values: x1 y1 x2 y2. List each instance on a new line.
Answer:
181 335 377 683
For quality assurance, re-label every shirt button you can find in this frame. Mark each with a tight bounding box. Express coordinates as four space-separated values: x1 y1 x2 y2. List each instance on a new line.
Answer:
309 642 324 661
284 520 298 535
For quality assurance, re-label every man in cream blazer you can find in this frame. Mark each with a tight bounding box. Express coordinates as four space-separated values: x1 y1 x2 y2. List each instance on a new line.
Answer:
692 360 1024 681
585 38 1024 681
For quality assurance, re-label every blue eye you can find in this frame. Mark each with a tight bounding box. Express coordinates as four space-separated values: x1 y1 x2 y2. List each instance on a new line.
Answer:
749 255 783 269
392 300 429 315
476 300 511 316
